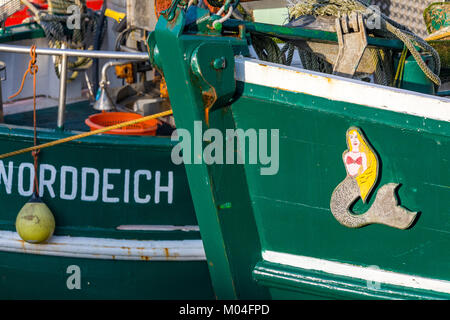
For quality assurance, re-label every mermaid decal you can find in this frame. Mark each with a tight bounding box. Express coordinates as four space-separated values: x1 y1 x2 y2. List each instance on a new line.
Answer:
330 127 417 229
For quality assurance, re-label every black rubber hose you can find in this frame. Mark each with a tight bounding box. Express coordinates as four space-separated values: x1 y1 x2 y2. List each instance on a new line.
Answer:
114 16 127 33
205 0 224 8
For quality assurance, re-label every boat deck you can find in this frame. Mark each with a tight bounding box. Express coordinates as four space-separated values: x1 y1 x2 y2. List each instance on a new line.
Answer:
4 100 95 132
3 99 175 136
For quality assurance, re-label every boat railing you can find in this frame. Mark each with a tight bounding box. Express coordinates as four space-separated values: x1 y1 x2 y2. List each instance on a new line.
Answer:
0 44 149 129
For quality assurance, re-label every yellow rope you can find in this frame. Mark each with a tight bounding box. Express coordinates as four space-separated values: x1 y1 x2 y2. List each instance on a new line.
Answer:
0 110 174 160
426 31 450 41
394 46 408 88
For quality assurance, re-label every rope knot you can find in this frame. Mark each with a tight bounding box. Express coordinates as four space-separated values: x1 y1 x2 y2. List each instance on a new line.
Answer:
29 63 39 76
30 45 37 64
29 45 38 75
8 45 39 100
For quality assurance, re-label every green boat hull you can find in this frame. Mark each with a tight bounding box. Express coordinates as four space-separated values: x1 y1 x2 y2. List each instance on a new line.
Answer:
0 102 214 299
150 6 450 300
232 74 450 300
0 251 211 299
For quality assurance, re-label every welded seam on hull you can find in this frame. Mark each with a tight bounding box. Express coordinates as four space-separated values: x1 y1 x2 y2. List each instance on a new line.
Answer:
0 231 206 261
235 57 450 122
263 250 450 295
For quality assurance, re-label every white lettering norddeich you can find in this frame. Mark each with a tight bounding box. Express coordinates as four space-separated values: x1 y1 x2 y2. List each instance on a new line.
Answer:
0 160 174 205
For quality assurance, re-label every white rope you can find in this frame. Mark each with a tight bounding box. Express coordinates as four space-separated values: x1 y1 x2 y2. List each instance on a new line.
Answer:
20 0 41 22
212 5 233 29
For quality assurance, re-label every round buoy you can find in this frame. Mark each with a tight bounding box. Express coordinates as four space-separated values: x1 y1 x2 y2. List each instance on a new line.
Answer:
15 195 55 244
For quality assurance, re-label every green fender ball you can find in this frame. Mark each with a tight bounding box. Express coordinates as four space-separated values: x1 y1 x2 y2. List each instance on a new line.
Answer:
15 196 55 244
214 22 222 32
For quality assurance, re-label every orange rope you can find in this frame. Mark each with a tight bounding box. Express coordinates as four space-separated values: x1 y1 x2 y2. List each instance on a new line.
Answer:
31 46 39 195
8 45 39 100
9 46 40 194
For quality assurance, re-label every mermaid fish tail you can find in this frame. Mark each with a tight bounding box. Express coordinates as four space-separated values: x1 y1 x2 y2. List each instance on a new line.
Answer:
330 176 417 229
368 183 417 229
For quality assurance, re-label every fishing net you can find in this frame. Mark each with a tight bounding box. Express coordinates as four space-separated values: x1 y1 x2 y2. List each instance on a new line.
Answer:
21 0 105 80
0 0 22 26
248 0 441 88
424 2 450 34
424 2 450 82
45 1 96 80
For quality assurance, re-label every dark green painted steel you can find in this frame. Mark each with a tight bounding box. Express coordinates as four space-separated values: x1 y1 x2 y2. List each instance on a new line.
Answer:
223 19 405 51
0 101 214 299
394 54 436 94
0 251 213 299
232 82 450 299
152 8 270 299
149 6 450 300
253 261 448 300
0 23 45 43
0 125 197 239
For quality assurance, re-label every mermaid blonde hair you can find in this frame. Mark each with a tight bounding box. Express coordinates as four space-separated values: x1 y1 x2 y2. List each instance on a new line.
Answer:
345 127 378 203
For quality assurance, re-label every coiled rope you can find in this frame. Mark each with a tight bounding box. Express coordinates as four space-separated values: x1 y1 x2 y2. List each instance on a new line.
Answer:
22 0 105 81
287 0 441 86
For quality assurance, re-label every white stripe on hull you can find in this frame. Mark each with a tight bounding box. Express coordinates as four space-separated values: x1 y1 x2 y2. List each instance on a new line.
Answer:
263 250 450 295
116 225 200 232
235 57 450 122
0 230 206 261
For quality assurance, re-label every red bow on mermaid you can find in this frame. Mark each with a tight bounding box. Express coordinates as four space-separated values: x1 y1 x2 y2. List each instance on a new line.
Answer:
346 156 363 165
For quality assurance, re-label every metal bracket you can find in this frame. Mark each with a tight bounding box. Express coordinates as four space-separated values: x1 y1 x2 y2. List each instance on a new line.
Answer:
333 13 368 78
0 60 5 81
191 42 237 124
162 0 184 21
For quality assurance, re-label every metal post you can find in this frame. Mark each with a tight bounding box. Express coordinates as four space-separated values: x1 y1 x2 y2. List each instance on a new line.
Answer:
57 53 68 130
0 44 150 128
0 44 150 60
